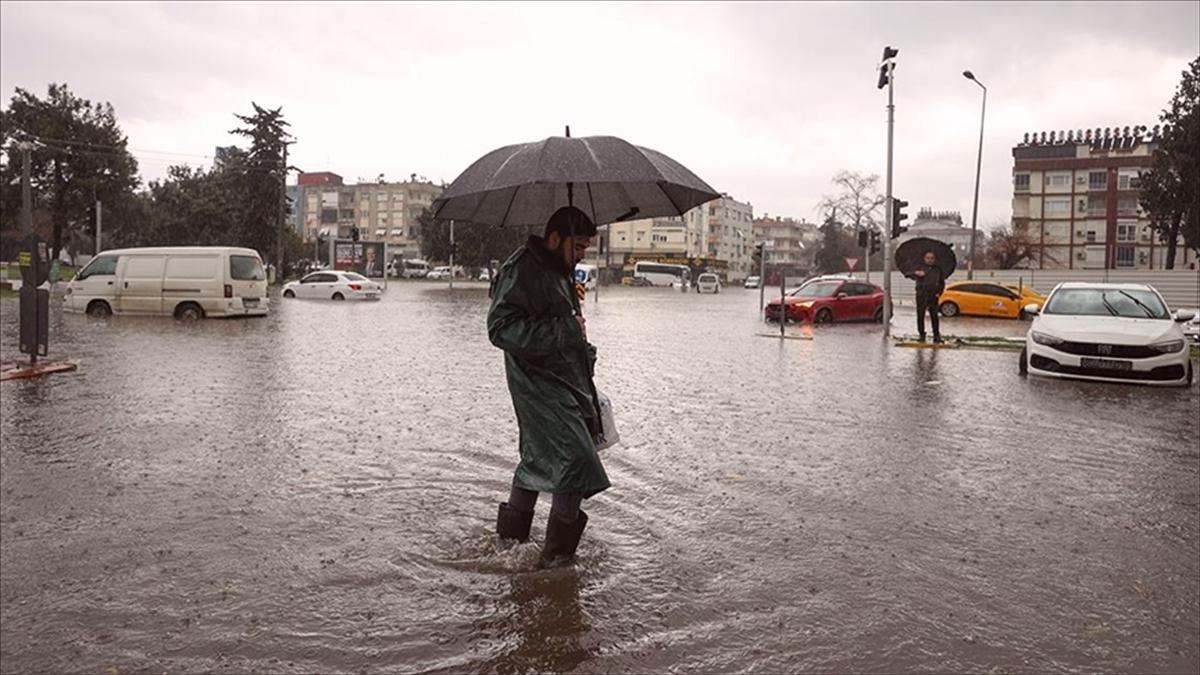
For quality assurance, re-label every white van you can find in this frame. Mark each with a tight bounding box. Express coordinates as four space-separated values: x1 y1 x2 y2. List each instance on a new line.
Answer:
574 263 598 290
64 246 269 320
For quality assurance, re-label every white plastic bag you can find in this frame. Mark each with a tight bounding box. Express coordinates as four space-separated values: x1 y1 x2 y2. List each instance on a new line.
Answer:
593 390 620 451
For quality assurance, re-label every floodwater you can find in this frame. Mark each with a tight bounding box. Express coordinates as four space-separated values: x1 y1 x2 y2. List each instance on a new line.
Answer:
1 283 1198 674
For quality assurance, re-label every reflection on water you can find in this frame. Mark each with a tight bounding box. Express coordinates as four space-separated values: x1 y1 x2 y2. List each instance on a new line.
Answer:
1 286 1197 674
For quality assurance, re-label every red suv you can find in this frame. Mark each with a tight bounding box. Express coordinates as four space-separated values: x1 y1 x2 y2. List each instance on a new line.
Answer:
765 279 888 324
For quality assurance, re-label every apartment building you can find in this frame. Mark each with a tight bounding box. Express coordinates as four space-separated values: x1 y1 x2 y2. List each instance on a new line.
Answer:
896 209 973 268
752 215 819 276
294 172 442 259
1011 125 1194 270
693 193 755 281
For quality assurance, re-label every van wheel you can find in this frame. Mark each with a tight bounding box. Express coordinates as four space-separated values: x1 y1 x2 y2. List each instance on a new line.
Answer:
283 289 295 298
331 292 345 301
86 300 112 318
1019 347 1029 376
175 303 204 321
940 301 959 317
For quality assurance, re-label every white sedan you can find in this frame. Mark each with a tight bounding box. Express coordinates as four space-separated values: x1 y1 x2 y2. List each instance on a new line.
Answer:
282 271 383 301
1020 282 1194 386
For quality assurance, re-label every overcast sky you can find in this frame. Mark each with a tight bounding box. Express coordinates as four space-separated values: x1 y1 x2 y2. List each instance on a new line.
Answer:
2 1 1197 228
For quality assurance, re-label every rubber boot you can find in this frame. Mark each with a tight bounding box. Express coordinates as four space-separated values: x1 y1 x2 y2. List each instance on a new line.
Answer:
496 503 534 542
540 509 588 569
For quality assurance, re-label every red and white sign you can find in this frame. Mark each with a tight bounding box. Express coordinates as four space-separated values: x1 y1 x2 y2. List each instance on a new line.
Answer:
844 256 859 271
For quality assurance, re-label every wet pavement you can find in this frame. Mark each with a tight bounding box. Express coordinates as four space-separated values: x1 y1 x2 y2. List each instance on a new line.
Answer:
2 283 1198 674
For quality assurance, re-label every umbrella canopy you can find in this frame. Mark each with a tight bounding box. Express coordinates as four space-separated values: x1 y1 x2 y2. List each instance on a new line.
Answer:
894 237 957 278
431 135 720 227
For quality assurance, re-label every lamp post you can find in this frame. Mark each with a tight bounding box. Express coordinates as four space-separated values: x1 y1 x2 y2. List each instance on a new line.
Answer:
964 70 986 280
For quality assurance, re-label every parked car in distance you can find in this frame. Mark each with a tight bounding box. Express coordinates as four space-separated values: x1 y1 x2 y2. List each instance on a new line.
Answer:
477 268 493 282
744 275 761 289
696 273 721 294
426 265 466 280
1020 282 1194 386
391 259 430 278
281 270 382 301
765 279 887 324
939 281 1046 320
64 246 268 320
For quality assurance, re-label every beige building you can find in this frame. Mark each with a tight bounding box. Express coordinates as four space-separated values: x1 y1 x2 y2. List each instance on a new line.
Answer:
693 193 755 281
1011 126 1195 270
896 209 973 270
296 172 442 259
752 215 819 275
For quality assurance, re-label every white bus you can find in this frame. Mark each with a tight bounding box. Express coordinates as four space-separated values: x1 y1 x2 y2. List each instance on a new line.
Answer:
64 246 268 320
633 261 690 288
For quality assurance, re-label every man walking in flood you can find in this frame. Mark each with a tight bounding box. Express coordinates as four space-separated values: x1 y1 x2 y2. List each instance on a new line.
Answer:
907 249 945 343
487 206 609 568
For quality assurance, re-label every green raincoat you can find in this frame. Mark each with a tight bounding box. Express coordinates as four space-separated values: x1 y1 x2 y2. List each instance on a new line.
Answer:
487 237 610 497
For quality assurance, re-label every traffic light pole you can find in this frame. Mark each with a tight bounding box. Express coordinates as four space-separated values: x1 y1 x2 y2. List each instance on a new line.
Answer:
882 61 895 338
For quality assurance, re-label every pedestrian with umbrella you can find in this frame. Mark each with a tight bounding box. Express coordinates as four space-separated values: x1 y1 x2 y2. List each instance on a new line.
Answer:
432 130 718 568
895 237 956 343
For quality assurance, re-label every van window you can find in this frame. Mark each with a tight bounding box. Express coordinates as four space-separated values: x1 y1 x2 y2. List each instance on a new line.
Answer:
165 256 218 280
230 255 266 281
77 255 118 280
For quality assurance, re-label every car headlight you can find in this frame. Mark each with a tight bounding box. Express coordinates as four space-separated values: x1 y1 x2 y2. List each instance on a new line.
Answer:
1031 331 1063 346
1149 339 1185 354
797 301 814 308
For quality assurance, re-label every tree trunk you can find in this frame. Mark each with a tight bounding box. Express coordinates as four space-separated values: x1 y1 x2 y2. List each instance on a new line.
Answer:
1165 213 1181 270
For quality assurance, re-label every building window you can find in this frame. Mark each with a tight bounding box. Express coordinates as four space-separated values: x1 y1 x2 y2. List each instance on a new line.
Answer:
1045 173 1070 187
1044 198 1070 215
1088 171 1106 190
1014 174 1030 192
1087 195 1106 214
1118 172 1141 190
1086 230 1097 243
1115 245 1135 268
1117 198 1138 216
1116 223 1137 242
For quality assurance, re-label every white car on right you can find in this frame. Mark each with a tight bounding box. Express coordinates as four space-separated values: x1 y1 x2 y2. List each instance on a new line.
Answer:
1020 282 1195 387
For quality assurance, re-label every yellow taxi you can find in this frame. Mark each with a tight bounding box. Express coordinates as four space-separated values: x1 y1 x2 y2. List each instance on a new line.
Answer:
938 281 1046 320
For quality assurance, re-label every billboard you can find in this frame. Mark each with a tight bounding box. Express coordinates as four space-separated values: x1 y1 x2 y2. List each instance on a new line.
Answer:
333 240 386 279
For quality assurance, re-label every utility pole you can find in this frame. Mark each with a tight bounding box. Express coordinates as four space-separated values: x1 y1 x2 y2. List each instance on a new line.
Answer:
758 242 766 314
448 219 455 290
879 46 899 338
276 141 291 285
95 199 102 255
20 141 33 235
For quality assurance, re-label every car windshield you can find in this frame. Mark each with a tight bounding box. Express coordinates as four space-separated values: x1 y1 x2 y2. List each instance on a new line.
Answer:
791 282 841 298
1043 288 1169 319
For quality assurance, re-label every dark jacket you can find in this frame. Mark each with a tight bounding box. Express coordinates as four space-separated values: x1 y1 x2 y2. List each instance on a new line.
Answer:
907 262 945 295
486 237 610 497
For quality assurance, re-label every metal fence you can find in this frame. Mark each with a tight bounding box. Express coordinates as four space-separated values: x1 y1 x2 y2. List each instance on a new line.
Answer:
856 268 1200 310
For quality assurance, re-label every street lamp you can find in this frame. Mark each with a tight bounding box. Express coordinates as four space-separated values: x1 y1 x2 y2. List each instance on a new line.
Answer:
964 70 986 280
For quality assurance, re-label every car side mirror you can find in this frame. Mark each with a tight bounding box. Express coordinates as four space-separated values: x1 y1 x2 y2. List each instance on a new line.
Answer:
1023 303 1040 316
837 293 848 300
1174 310 1196 322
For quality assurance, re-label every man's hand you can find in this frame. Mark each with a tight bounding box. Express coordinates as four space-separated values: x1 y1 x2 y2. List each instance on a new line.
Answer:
914 270 925 277
575 315 587 340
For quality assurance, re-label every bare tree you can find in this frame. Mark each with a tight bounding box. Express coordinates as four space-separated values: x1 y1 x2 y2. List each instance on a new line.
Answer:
985 222 1058 269
816 171 886 232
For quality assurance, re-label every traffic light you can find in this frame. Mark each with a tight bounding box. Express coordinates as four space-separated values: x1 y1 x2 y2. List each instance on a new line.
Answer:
877 46 898 89
891 198 909 239
857 230 868 248
870 230 881 255
350 226 360 242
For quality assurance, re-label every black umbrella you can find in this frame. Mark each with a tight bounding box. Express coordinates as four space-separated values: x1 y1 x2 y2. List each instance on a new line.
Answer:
894 237 957 278
431 130 720 227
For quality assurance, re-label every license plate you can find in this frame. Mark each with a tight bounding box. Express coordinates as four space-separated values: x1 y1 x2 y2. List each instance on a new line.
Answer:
1080 357 1131 371
243 299 259 308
